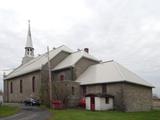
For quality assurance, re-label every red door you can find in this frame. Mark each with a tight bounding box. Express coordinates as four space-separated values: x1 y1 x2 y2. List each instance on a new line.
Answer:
90 96 95 111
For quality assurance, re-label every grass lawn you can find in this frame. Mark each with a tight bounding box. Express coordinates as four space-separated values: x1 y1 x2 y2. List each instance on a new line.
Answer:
0 105 19 117
50 109 160 120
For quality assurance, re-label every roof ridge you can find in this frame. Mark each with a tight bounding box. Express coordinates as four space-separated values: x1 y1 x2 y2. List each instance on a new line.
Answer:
112 61 126 80
71 50 83 54
56 45 65 49
100 60 114 64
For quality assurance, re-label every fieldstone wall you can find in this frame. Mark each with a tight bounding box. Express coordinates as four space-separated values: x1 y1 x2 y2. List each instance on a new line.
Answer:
53 68 73 81
6 71 41 102
84 83 124 111
81 82 152 112
51 57 98 107
74 57 99 79
53 57 99 82
123 83 152 112
3 80 8 102
40 51 70 105
52 81 81 107
86 85 102 94
107 83 125 111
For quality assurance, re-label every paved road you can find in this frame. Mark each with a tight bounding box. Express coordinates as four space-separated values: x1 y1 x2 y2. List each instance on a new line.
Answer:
0 106 51 120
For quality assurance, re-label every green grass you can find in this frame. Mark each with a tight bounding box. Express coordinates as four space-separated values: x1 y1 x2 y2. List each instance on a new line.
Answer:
0 105 19 117
50 109 160 120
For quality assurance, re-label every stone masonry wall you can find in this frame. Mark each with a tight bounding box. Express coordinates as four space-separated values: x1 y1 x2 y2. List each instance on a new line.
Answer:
7 71 41 102
107 83 124 111
86 85 102 94
53 68 72 81
74 57 99 79
41 51 70 105
53 57 99 82
84 83 124 111
123 83 152 112
52 57 98 107
52 81 80 107
84 82 152 112
3 80 8 102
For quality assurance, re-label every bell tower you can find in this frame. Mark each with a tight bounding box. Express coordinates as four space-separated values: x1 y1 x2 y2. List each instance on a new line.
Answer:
22 20 34 64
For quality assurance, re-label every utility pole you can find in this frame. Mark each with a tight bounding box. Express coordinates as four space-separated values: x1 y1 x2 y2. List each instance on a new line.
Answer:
47 46 52 108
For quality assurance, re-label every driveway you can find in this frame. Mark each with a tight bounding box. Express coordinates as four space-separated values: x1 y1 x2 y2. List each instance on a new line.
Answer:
0 105 51 120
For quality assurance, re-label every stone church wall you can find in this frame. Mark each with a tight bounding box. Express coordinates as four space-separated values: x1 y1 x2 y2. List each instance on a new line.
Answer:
7 71 41 102
40 51 70 105
52 57 98 107
74 57 99 79
52 81 80 107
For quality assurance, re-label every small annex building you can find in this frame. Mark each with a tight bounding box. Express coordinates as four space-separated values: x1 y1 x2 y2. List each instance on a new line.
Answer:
85 94 114 111
3 21 154 112
76 61 154 111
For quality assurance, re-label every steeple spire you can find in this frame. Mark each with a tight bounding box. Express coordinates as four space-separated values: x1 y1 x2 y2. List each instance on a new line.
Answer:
22 20 34 64
26 20 33 48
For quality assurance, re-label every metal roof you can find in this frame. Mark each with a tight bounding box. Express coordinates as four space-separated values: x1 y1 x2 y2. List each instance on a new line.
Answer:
5 45 73 79
53 50 99 71
76 60 153 88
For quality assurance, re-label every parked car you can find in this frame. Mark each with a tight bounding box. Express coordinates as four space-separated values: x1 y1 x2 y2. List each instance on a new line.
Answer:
24 98 40 106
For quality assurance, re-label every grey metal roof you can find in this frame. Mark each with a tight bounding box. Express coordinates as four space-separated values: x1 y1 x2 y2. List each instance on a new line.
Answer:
76 60 153 88
5 45 73 79
53 50 99 71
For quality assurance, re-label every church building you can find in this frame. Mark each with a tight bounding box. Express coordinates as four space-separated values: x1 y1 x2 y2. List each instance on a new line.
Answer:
3 21 153 112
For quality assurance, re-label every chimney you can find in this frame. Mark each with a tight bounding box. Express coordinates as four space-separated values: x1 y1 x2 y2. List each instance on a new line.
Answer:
84 48 89 53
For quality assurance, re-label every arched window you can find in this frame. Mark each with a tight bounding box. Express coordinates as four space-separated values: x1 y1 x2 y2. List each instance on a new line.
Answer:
72 87 75 95
32 76 35 92
10 82 13 93
27 49 29 55
20 80 23 93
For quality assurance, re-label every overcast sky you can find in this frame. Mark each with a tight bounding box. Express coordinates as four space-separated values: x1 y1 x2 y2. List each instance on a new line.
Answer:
0 0 160 96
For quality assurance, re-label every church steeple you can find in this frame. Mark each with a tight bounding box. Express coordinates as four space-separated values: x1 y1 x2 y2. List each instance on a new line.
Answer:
22 20 34 64
25 20 33 48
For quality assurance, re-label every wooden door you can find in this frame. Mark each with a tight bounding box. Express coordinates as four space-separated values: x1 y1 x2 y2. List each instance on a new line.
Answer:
90 96 95 111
